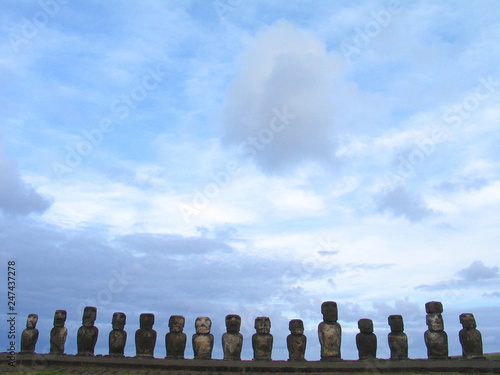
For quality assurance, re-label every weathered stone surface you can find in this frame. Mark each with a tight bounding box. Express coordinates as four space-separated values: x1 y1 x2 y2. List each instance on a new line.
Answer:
252 317 273 361
287 319 306 361
20 314 38 354
109 312 127 357
222 314 243 361
50 310 68 355
135 313 157 358
388 315 408 360
166 315 187 359
356 319 376 360
192 317 214 360
425 301 443 314
77 306 98 356
459 313 485 359
318 301 341 361
425 312 448 359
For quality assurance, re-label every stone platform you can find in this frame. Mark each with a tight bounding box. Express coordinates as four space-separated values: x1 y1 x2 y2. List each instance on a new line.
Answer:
2 353 500 374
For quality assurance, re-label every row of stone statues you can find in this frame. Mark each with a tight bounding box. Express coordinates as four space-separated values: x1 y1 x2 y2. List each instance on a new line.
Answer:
20 301 484 361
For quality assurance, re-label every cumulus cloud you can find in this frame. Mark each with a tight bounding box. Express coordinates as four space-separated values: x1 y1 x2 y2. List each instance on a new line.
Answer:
457 260 499 281
0 150 52 216
221 20 345 173
375 186 436 222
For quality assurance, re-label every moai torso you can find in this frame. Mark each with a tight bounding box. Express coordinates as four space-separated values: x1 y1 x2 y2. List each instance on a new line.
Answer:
222 315 243 360
20 314 39 354
356 319 377 360
387 315 408 360
287 319 307 361
252 317 273 361
109 312 127 357
459 313 484 359
318 301 342 360
192 317 214 360
424 301 448 359
166 315 187 359
135 313 156 357
77 306 98 356
50 310 68 355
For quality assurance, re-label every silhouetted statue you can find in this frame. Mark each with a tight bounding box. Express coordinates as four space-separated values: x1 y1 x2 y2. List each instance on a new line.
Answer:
135 313 156 358
109 312 127 357
356 318 377 360
166 315 187 359
388 315 408 360
77 306 98 356
50 310 67 355
193 317 214 359
318 301 341 361
424 301 448 359
287 319 306 361
222 314 243 360
20 314 39 354
252 317 273 361
459 313 485 359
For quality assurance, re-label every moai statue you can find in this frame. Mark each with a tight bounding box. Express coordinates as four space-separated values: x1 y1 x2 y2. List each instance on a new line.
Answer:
109 312 127 357
252 316 273 361
135 313 156 358
166 315 187 359
388 315 408 360
222 314 243 360
424 301 448 359
318 301 342 361
50 310 68 355
77 306 98 356
20 314 39 354
356 319 377 360
192 317 214 360
287 319 307 361
459 313 485 359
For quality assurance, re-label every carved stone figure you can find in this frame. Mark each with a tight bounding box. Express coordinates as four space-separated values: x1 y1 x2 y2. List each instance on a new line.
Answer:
166 315 187 359
252 316 273 361
193 317 214 360
388 315 408 360
425 301 443 314
459 313 485 359
424 308 448 359
287 319 307 361
222 314 243 360
50 310 68 355
135 313 156 358
20 314 39 354
77 306 98 356
109 312 127 357
356 319 377 360
318 301 342 361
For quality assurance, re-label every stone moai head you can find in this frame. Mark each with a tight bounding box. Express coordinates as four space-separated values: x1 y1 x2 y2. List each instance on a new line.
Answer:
255 317 271 334
195 317 212 334
358 319 374 333
225 314 241 334
26 314 38 329
460 313 477 329
112 312 126 330
54 310 67 327
140 313 155 330
425 301 443 314
388 315 404 332
321 301 338 323
289 319 304 335
82 306 97 327
169 315 185 333
426 313 444 331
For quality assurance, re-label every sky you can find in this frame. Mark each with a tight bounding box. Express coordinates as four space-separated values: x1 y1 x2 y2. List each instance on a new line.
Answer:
1 0 499 361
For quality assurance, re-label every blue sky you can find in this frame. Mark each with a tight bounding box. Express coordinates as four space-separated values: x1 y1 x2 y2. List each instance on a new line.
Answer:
1 0 499 361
